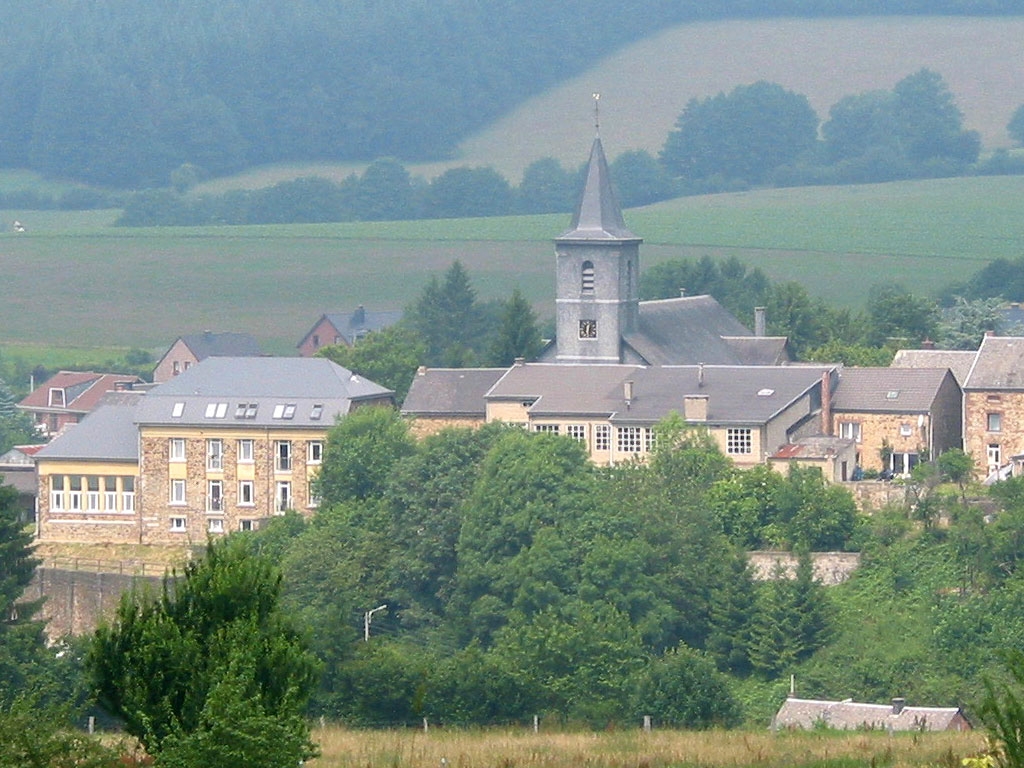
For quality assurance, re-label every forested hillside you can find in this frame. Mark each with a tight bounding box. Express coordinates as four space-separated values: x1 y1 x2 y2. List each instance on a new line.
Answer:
0 0 1018 187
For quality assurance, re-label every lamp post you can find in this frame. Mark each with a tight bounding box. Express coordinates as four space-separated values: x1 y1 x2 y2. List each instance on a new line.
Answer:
364 604 387 641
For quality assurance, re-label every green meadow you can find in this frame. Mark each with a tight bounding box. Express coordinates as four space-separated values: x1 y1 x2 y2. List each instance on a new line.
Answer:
2 174 1024 354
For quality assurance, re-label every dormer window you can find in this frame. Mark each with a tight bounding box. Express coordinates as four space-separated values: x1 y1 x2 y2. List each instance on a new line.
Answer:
581 261 595 292
48 388 66 407
235 402 258 419
204 402 228 418
273 403 297 420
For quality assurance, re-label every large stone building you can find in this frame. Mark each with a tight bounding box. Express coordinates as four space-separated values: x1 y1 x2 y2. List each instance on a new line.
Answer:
34 357 393 544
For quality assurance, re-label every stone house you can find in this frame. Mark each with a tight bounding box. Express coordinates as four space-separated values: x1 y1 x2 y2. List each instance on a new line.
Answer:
34 357 393 545
962 335 1024 480
152 331 262 383
17 371 144 438
297 307 403 357
401 367 506 437
829 367 962 476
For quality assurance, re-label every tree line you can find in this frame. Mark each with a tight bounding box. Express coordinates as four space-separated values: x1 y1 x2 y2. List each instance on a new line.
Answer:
1 2 1019 188
116 69 1024 227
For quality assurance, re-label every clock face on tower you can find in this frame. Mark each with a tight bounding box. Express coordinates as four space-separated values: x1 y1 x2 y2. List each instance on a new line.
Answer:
579 319 598 339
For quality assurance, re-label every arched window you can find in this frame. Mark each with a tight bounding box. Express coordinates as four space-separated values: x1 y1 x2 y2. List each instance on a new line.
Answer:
581 261 595 292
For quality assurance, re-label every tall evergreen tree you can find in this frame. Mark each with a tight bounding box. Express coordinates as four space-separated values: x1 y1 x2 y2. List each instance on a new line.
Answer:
487 289 543 366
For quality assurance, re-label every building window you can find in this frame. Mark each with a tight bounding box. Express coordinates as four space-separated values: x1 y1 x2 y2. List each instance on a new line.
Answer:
239 519 255 532
595 424 611 451
272 403 297 420
86 476 100 511
208 518 224 534
581 261 595 292
172 361 180 376
899 423 913 437
204 402 228 419
69 476 82 511
172 402 185 418
566 425 587 443
617 426 642 453
237 439 254 463
235 402 258 419
988 412 1003 432
238 480 254 506
579 319 598 339
838 421 862 443
308 481 321 508
307 441 323 464
207 439 224 471
207 480 223 512
534 424 560 435
104 477 117 510
48 388 66 407
171 479 186 505
645 428 657 453
169 438 186 462
310 404 323 420
275 441 292 472
122 477 135 512
726 428 753 455
170 517 187 532
276 481 291 513
50 476 64 511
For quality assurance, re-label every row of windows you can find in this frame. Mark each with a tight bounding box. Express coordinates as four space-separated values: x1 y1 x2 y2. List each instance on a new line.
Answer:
170 517 257 534
532 422 754 456
50 476 135 513
169 479 320 511
169 438 322 471
170 401 324 421
838 420 921 443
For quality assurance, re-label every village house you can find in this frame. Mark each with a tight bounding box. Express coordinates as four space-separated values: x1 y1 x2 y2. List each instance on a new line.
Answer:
297 306 403 357
773 696 970 732
17 370 144 438
829 367 962 476
962 335 1024 480
152 331 262 383
34 357 393 545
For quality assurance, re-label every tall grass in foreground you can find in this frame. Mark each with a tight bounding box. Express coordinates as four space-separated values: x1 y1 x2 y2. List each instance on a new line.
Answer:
310 726 986 768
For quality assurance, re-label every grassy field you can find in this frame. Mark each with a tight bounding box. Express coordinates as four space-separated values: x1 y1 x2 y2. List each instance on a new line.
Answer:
3 174 1024 354
307 726 987 768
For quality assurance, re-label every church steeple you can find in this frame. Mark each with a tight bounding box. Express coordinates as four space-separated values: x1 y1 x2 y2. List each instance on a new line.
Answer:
557 135 637 242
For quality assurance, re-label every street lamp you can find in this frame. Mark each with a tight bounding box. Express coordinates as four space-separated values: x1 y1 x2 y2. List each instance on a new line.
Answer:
364 604 387 641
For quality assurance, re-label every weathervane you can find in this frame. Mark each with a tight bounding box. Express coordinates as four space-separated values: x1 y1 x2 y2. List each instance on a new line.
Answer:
592 92 601 135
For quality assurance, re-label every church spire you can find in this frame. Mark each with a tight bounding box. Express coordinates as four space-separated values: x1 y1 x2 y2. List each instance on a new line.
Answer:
557 133 637 242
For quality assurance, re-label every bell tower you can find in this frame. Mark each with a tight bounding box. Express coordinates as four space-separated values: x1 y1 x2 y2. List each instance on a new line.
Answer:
554 117 642 364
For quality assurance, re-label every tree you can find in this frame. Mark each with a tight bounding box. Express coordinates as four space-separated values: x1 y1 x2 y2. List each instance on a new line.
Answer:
981 649 1024 768
866 283 939 347
609 149 677 207
0 697 124 768
354 158 417 221
406 260 483 366
892 68 980 167
0 484 48 706
486 289 543 366
660 81 819 185
87 538 320 764
424 166 513 219
822 90 899 164
936 296 1004 350
629 644 740 728
315 406 414 506
516 157 577 214
639 255 770 321
315 325 425 403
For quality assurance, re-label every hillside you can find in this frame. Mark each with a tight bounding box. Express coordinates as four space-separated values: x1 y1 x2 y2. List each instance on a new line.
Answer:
200 15 1024 193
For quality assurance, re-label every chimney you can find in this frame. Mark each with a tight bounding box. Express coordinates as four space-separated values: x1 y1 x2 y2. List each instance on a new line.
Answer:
755 307 766 337
353 305 366 325
679 288 686 298
624 380 634 403
920 338 936 350
513 357 525 367
698 362 705 388
683 394 709 422
821 369 833 436
416 365 427 376
891 698 906 715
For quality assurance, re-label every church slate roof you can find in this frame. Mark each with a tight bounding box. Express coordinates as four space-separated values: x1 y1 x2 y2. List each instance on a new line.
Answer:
556 136 639 242
616 296 789 366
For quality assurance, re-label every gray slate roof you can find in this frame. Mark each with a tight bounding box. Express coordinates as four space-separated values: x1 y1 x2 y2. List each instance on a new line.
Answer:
488 363 832 425
401 368 507 417
306 308 403 347
831 367 955 413
556 136 639 242
891 349 977 387
773 697 967 732
179 331 261 360
964 335 1024 390
35 403 141 462
135 357 393 427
